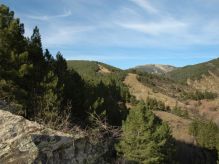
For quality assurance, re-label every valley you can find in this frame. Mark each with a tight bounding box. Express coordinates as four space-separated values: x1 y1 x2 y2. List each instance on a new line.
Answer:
0 4 219 163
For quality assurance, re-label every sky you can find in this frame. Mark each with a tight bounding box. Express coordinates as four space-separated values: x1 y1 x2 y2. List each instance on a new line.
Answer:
1 0 219 69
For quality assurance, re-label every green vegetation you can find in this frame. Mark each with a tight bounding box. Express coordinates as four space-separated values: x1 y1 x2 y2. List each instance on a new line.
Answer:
145 97 170 111
146 97 189 118
171 105 189 118
189 119 219 161
0 4 129 126
67 60 125 85
134 70 190 99
116 102 174 163
180 90 217 101
136 70 217 102
167 58 219 83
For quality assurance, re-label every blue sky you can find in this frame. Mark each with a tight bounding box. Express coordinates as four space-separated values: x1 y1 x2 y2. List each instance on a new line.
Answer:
1 0 219 69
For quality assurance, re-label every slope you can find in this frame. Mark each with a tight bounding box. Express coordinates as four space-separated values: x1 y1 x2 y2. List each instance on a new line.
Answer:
123 73 194 143
167 57 219 83
130 64 176 74
67 60 126 85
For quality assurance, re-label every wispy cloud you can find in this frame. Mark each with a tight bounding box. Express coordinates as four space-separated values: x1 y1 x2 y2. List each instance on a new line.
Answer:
117 19 187 36
27 10 72 21
129 0 158 14
42 25 95 46
6 0 219 67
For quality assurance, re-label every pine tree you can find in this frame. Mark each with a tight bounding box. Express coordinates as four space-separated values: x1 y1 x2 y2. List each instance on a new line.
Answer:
24 26 47 117
0 5 32 115
39 71 59 122
116 102 174 163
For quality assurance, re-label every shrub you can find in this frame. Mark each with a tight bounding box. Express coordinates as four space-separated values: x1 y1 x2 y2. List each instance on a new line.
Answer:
189 119 219 162
171 105 189 118
181 90 217 101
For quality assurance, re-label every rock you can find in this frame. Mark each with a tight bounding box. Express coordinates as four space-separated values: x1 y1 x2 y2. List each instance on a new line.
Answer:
0 110 113 164
0 100 7 109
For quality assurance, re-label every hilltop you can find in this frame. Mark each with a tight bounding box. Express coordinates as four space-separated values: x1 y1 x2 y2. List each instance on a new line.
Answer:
130 64 177 74
167 58 219 83
67 60 121 75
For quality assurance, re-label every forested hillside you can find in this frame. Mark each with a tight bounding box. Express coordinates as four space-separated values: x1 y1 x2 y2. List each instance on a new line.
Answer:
167 58 219 83
67 60 126 84
0 4 130 126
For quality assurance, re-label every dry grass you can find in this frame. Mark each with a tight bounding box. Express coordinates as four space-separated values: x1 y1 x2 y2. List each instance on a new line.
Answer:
153 111 194 144
98 64 111 74
124 73 184 108
124 73 196 143
187 71 219 94
186 72 219 125
185 99 219 126
123 73 219 143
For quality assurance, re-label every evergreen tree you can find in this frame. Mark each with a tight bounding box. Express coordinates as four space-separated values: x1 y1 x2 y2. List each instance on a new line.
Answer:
0 5 32 114
39 71 59 122
62 69 85 117
116 102 174 163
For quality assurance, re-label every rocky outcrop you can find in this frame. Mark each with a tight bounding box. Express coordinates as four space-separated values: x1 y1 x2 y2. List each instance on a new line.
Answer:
0 110 113 164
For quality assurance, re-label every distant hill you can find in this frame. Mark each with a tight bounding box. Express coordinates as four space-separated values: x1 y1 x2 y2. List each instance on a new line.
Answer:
167 58 219 83
67 60 121 75
67 60 126 85
129 64 177 75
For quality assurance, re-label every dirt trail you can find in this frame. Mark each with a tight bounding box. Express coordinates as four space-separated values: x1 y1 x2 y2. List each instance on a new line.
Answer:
124 73 194 143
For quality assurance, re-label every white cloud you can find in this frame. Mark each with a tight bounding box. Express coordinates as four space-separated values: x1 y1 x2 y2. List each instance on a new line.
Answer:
27 10 72 21
117 19 187 36
42 25 95 46
129 0 158 14
20 0 219 50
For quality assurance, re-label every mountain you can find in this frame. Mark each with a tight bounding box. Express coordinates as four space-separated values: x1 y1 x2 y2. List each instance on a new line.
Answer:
167 58 219 96
130 64 177 74
167 58 219 83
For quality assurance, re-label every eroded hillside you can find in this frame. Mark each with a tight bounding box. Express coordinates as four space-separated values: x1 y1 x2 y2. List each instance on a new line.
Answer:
124 73 183 109
131 64 176 74
123 72 218 163
124 73 193 143
124 71 219 129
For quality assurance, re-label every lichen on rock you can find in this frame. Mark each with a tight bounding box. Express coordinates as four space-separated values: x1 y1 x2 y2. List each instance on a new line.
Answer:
0 110 112 164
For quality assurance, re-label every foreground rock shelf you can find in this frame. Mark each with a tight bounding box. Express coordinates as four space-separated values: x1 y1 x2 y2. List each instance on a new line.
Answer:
0 110 111 164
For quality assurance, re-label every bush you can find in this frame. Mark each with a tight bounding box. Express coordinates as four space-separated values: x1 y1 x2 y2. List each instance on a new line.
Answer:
171 105 189 118
189 119 219 162
145 97 170 112
181 90 217 101
189 119 219 150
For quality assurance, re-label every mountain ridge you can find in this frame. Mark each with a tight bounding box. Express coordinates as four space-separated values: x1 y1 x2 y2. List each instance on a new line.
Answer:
131 64 177 74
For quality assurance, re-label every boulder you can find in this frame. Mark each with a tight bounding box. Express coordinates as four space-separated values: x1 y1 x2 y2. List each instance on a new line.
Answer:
0 110 112 164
